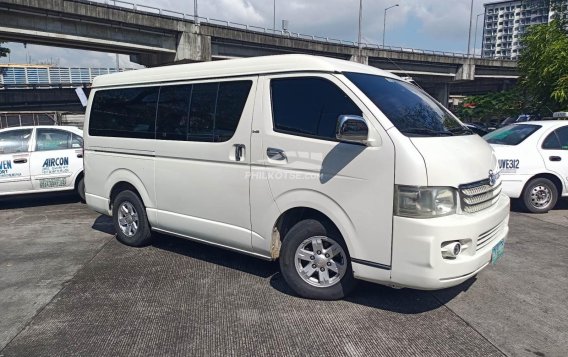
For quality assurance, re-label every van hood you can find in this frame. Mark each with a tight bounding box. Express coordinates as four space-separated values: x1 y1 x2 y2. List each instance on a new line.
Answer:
410 134 497 187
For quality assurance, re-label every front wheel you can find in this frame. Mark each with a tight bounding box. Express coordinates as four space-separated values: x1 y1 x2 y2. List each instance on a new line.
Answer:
279 219 356 300
112 190 152 247
521 178 558 213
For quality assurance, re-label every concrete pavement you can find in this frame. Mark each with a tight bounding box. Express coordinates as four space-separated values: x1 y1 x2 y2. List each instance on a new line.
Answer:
0 194 567 356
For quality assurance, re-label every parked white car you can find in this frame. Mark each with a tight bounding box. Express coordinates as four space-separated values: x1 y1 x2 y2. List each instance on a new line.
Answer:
484 121 568 213
0 126 85 200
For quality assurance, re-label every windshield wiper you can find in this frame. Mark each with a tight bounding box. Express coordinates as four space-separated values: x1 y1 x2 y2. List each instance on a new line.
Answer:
447 126 474 135
399 127 454 136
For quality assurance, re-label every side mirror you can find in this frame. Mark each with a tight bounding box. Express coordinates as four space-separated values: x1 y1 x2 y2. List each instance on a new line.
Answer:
336 115 369 145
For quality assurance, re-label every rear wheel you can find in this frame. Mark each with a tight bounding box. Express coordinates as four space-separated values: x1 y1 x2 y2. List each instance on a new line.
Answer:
112 190 152 246
279 219 356 300
521 178 558 213
76 176 85 202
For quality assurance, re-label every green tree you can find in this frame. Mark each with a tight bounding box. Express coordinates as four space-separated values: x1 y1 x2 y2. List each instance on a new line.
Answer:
518 20 568 111
0 42 9 58
454 88 528 123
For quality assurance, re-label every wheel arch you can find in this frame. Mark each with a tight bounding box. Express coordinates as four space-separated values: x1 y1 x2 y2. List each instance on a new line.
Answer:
73 170 84 190
524 172 564 196
268 191 357 260
105 169 154 211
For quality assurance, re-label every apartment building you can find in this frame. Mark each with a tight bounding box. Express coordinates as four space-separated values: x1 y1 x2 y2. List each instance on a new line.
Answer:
482 0 560 59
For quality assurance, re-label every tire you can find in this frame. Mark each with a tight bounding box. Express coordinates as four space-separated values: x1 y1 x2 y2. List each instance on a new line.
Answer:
112 190 152 247
76 176 85 202
521 178 558 213
279 219 356 300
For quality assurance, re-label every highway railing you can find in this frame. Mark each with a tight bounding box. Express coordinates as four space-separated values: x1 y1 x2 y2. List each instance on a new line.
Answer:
86 0 500 60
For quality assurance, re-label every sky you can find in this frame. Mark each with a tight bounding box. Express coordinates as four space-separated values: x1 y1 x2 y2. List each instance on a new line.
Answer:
0 0 488 68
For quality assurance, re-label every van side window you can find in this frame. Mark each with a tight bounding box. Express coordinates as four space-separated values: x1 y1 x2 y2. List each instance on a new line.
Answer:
89 87 159 139
36 129 71 151
155 80 252 143
156 84 192 141
216 81 253 142
271 77 362 140
188 83 218 142
542 127 568 150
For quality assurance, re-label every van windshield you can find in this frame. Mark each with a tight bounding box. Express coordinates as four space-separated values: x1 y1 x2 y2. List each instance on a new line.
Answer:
483 124 541 145
344 72 472 137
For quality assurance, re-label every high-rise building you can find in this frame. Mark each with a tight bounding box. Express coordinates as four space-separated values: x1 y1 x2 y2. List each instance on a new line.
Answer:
481 0 560 60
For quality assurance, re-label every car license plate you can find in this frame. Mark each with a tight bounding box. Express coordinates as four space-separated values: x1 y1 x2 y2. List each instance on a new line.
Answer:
491 239 505 264
39 177 67 189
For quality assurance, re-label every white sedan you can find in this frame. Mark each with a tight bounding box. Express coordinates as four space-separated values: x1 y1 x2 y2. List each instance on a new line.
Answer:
0 126 85 200
484 121 568 213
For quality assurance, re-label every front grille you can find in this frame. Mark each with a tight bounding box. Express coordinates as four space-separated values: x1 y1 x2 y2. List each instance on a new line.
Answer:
459 178 502 213
477 219 506 251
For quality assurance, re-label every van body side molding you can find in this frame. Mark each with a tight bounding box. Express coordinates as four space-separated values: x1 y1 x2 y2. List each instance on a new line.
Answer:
351 258 391 270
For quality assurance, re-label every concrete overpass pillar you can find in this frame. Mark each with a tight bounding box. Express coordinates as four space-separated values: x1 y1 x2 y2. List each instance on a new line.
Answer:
432 83 450 107
131 25 211 67
455 58 476 81
350 55 368 65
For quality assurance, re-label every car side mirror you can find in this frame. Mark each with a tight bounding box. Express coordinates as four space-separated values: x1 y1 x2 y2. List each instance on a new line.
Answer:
336 115 369 145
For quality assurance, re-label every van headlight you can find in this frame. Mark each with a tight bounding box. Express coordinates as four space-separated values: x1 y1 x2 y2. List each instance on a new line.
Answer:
395 185 457 218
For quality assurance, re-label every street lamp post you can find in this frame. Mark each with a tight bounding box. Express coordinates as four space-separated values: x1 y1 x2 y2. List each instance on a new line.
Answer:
382 4 399 48
273 0 276 33
473 13 484 57
467 0 474 56
357 0 363 54
194 0 199 24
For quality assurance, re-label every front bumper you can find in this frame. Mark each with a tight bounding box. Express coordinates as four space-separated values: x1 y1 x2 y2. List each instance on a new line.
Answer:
387 193 510 290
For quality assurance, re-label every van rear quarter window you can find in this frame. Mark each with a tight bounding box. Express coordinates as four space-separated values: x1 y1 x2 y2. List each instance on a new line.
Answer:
89 87 159 139
91 80 252 143
270 77 362 140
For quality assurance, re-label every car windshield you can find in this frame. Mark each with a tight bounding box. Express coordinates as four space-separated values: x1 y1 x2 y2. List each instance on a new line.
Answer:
483 124 541 145
344 72 472 137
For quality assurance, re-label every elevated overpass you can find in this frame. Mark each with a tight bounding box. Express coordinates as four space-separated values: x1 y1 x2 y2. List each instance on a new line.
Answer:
0 0 519 104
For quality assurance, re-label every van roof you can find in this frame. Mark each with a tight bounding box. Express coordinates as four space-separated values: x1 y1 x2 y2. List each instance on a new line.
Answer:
92 54 400 88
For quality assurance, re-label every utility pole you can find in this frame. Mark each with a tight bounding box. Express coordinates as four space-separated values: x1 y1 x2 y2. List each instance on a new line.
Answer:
273 0 276 33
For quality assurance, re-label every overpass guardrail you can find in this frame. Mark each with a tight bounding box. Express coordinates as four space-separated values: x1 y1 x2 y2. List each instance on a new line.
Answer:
88 0 497 60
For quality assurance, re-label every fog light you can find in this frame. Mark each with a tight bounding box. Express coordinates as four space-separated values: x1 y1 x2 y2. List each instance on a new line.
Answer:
442 241 462 259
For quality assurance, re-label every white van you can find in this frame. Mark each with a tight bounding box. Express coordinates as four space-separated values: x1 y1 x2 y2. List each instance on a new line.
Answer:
84 55 510 300
0 126 85 199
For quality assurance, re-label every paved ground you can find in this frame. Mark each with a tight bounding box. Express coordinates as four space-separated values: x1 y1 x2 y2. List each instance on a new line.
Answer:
0 194 567 357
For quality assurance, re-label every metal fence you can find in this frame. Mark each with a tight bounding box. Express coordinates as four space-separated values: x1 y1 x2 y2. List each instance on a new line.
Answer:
0 66 127 88
0 112 58 128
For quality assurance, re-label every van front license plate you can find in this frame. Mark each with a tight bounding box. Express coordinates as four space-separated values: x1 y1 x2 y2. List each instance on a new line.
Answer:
491 239 505 264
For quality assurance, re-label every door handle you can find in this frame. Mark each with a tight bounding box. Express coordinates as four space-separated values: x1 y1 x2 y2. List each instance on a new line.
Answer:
234 144 245 162
267 147 287 161
549 156 562 162
13 158 28 164
77 153 84 158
